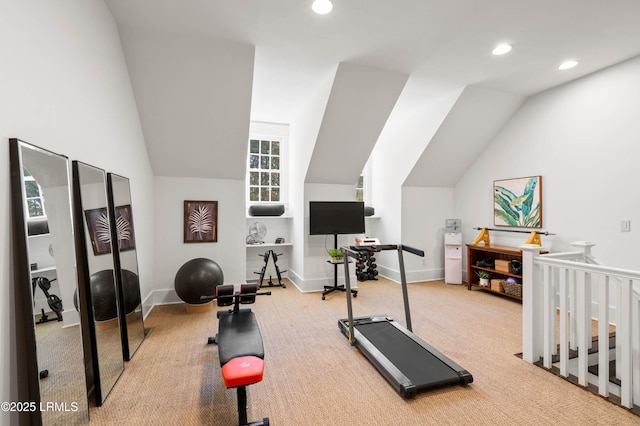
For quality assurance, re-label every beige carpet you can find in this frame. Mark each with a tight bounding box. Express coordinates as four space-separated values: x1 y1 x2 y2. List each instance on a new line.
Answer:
88 279 638 425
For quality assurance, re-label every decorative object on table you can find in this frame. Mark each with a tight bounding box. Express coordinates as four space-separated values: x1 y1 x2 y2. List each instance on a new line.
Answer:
490 279 504 292
184 200 217 243
328 248 344 262
248 204 285 217
84 207 112 255
476 270 491 287
476 258 495 268
494 259 511 273
494 175 542 228
511 259 522 275
246 222 267 244
502 277 522 298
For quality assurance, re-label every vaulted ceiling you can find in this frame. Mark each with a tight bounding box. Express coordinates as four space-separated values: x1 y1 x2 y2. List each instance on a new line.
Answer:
106 0 640 185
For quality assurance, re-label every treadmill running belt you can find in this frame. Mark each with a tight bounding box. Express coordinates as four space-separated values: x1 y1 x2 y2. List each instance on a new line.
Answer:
355 321 461 389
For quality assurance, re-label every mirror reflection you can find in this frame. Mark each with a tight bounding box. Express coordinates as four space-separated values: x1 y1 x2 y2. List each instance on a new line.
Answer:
10 139 89 425
107 173 145 360
72 161 124 406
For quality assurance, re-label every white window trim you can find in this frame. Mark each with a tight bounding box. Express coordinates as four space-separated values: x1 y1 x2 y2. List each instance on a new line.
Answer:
247 122 289 211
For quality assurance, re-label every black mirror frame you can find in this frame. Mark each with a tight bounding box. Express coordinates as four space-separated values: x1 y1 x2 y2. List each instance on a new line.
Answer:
9 138 44 425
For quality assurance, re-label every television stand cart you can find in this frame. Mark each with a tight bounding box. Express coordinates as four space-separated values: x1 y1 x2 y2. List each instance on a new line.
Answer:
322 233 358 300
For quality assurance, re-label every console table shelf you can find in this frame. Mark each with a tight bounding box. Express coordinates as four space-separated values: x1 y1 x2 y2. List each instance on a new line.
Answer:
466 244 547 301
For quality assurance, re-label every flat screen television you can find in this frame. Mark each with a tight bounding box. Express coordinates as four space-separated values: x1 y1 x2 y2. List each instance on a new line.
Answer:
309 201 365 235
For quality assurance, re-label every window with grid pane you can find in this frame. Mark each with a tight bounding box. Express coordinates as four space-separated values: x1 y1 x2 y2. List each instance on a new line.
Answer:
356 174 364 202
23 168 46 218
248 138 281 202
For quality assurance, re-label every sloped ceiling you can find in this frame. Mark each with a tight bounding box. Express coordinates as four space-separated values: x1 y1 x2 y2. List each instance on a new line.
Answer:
403 86 525 187
106 0 640 184
305 63 408 185
117 25 255 179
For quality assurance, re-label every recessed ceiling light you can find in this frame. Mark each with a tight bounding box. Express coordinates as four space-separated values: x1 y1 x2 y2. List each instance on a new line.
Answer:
492 44 512 55
312 0 333 14
558 60 579 70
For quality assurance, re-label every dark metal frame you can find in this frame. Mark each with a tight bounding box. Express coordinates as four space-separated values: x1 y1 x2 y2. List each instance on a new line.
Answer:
339 244 473 398
106 172 145 361
9 138 44 425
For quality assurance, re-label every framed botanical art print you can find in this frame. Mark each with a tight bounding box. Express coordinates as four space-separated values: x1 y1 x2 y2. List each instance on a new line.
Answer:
494 176 542 228
115 204 136 251
84 207 111 255
184 200 218 243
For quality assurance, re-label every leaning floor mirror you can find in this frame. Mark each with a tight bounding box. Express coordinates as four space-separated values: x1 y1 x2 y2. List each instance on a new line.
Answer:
106 173 145 361
9 138 89 425
71 161 124 406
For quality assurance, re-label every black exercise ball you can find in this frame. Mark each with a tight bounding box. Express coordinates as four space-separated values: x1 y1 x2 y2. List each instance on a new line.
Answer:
121 269 141 315
73 269 140 317
89 269 119 321
174 258 224 305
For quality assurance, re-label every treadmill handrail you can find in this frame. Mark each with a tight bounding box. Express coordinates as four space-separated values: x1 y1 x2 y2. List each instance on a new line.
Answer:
341 243 424 344
341 244 424 257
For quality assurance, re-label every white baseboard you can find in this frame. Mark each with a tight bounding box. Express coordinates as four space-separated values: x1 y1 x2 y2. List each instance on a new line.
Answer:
62 309 80 328
376 265 443 283
141 289 182 319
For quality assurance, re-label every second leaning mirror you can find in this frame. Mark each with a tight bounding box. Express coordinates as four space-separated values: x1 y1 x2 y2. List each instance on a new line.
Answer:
71 161 124 406
106 173 145 360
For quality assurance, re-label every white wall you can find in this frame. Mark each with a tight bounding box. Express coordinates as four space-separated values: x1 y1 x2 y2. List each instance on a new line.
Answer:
151 176 246 308
399 186 455 282
0 2 153 421
368 82 462 278
455 55 640 273
288 68 337 286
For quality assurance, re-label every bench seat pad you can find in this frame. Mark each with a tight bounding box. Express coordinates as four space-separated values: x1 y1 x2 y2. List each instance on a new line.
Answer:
217 310 264 366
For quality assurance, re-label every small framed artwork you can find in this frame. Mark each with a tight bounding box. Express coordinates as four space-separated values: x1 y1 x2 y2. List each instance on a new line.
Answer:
115 205 136 251
84 207 112 255
184 200 218 243
494 176 542 228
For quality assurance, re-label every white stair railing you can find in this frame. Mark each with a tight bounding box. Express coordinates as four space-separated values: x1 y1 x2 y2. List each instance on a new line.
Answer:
521 242 640 409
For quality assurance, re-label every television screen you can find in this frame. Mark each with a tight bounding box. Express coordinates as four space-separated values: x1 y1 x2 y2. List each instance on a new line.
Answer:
309 201 365 235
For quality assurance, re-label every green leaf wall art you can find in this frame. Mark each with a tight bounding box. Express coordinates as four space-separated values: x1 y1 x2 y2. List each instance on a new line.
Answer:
493 176 542 228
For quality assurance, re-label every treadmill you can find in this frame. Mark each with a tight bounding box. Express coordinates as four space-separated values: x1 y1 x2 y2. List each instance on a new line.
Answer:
338 244 473 398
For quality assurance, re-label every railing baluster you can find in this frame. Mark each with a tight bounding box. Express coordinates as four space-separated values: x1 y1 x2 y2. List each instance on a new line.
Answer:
569 269 577 351
576 270 589 386
619 279 632 408
559 267 568 377
633 292 640 406
543 264 553 368
597 275 609 397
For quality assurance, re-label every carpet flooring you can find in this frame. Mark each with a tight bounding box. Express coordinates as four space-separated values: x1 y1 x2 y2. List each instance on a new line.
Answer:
86 278 639 425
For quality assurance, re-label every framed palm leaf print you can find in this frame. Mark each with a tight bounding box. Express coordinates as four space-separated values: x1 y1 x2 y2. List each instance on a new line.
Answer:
84 207 111 255
494 176 542 228
184 200 218 243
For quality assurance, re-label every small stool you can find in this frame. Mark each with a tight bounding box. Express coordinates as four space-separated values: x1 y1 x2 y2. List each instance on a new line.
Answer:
221 356 268 425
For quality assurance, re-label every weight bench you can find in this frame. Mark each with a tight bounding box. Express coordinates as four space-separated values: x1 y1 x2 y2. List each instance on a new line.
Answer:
206 284 270 426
